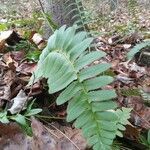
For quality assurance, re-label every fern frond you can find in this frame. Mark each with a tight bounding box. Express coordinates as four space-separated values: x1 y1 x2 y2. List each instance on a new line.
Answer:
127 40 150 59
120 88 140 97
64 0 95 34
31 26 131 150
140 90 150 104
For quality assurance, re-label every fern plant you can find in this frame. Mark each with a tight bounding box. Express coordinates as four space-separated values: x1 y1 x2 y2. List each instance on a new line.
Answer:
65 0 87 30
30 25 131 150
65 0 97 35
120 88 140 97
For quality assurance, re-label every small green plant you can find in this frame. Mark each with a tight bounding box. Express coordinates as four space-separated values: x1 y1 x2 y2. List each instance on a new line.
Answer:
139 130 150 150
0 23 8 31
0 11 43 32
30 25 131 150
0 99 42 136
8 40 41 62
26 50 41 62
14 40 36 51
127 0 138 16
113 21 139 36
41 12 58 32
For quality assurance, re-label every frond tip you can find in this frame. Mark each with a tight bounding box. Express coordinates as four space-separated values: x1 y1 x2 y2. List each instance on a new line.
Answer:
31 25 131 150
127 40 150 60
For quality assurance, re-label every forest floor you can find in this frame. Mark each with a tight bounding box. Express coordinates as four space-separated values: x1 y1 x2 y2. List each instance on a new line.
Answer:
0 0 39 18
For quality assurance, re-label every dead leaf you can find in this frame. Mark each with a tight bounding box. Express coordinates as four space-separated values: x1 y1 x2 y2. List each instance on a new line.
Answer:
10 51 25 62
116 75 134 84
31 117 57 150
8 90 28 114
123 32 142 44
25 81 43 96
121 96 150 129
0 39 6 53
2 52 18 69
32 33 44 45
108 35 121 45
0 70 15 101
60 127 88 150
124 124 141 140
49 122 88 150
0 122 31 150
123 44 132 49
0 30 22 46
16 62 37 75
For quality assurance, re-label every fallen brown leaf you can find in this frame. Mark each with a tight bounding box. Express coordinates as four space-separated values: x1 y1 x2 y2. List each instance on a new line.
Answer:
31 117 57 150
0 122 31 150
16 62 37 75
8 90 28 114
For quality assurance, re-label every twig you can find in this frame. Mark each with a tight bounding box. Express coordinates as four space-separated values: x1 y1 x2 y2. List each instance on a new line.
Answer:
37 0 45 13
44 126 60 139
37 0 57 32
36 115 65 120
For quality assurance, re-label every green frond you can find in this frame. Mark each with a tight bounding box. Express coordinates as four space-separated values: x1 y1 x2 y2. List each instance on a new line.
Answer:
140 90 150 104
120 88 140 96
127 40 150 59
64 0 93 33
31 26 131 150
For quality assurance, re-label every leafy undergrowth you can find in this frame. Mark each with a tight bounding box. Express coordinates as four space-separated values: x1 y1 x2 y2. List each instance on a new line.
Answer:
0 1 150 149
85 1 150 36
0 24 150 149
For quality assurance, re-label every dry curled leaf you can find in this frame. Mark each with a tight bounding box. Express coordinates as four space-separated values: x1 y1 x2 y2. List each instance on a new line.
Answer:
0 70 15 101
8 90 28 114
16 62 37 75
122 96 150 129
124 124 141 140
57 127 88 150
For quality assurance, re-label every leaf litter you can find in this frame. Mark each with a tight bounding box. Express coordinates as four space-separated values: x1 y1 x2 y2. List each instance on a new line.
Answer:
0 2 150 149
